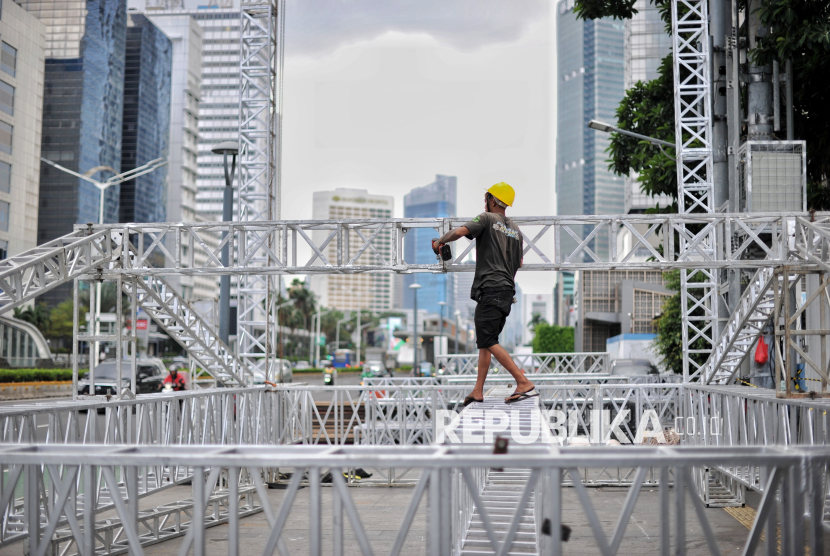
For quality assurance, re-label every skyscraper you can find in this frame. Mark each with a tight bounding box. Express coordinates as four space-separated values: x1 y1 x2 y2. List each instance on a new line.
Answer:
20 0 128 306
143 12 218 302
22 0 128 243
120 13 171 224
309 188 394 312
0 2 45 262
556 0 625 259
624 0 671 91
403 175 456 317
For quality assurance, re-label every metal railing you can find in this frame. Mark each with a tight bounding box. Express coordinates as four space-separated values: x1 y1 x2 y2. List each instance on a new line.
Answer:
0 444 827 556
435 352 608 375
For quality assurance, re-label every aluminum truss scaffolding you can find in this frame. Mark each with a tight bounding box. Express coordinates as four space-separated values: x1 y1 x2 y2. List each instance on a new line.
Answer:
237 0 285 381
71 212 814 276
671 0 719 382
0 443 827 556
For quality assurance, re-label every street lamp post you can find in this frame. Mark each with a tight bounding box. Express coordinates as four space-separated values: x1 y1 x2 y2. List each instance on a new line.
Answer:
409 283 422 372
587 119 676 159
41 156 168 373
311 308 335 368
273 298 294 382
211 141 239 346
335 315 351 351
454 310 461 354
437 301 447 357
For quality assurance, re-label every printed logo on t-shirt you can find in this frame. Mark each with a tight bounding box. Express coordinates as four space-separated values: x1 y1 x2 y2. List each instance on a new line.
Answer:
493 221 519 240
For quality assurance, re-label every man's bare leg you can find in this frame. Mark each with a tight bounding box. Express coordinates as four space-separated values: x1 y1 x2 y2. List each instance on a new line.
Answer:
469 348 491 400
488 344 534 394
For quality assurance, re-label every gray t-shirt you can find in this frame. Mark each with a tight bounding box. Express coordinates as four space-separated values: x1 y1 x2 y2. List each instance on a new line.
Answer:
463 212 523 300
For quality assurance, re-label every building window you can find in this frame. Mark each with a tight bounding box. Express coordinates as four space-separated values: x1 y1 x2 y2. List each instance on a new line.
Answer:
0 81 13 116
0 240 7 260
0 121 11 154
1 43 15 77
0 161 9 193
0 201 9 231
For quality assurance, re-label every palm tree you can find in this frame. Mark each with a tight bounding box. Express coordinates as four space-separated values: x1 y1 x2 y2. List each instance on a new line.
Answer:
528 313 548 332
288 279 317 330
14 304 50 334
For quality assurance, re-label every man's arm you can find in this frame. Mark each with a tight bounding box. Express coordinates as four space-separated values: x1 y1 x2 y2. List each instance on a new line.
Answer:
432 226 469 251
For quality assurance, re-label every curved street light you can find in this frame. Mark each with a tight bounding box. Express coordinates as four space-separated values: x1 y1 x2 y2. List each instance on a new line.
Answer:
41 156 169 370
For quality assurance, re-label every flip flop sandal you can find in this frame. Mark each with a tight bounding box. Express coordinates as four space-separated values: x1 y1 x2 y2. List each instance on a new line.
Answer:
505 388 539 404
463 395 484 407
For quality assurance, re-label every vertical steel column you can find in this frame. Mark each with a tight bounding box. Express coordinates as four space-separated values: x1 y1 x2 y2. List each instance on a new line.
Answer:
237 0 285 382
116 274 123 399
671 0 719 382
72 278 80 400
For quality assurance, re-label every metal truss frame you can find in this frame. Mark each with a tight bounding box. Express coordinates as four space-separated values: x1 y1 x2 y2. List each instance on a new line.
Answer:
76 212 814 276
0 212 826 391
237 0 284 381
0 443 827 556
436 352 608 375
671 0 719 383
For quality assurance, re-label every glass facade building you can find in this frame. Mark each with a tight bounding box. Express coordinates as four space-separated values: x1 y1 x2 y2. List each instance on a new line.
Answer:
20 0 128 246
120 13 171 224
403 175 456 318
18 0 127 306
556 0 625 260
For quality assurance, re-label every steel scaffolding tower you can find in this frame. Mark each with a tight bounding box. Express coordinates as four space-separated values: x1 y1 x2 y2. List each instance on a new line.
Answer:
671 0 719 382
237 0 285 381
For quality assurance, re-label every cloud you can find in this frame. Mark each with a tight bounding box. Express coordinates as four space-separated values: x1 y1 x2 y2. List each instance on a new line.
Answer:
284 0 548 55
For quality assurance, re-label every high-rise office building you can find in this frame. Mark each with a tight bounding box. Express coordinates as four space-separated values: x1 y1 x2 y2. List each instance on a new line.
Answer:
500 282 523 349
403 175 456 317
624 0 671 91
309 188 394 312
190 8 240 221
556 0 625 259
453 254 475 321
120 13 171 224
139 11 218 302
130 3 244 302
130 3 241 223
20 0 128 306
522 293 554 346
22 0 127 242
623 0 672 213
0 2 45 262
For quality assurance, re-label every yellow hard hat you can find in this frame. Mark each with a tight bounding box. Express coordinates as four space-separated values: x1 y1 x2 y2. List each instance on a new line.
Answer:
487 182 515 206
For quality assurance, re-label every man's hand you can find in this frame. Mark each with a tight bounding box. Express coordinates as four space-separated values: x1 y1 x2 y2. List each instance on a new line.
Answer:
431 239 442 255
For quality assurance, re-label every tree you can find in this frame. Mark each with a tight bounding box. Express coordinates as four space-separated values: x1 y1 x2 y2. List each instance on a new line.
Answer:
287 279 317 330
14 304 50 334
531 323 575 353
47 299 75 342
528 313 548 332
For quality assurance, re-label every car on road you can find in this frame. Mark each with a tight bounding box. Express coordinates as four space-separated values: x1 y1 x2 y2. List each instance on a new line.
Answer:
293 360 311 370
251 359 294 384
77 358 169 396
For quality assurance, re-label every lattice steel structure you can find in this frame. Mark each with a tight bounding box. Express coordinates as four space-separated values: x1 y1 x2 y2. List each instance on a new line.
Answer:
237 0 285 382
671 0 719 382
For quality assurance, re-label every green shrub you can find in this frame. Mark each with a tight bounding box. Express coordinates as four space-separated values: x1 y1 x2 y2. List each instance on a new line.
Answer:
532 324 575 353
0 369 74 383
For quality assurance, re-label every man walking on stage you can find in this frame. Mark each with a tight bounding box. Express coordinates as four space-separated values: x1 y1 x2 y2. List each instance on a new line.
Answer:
431 182 537 406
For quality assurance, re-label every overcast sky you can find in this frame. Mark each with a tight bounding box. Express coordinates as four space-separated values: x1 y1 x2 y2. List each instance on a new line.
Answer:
164 0 557 293
279 0 556 294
